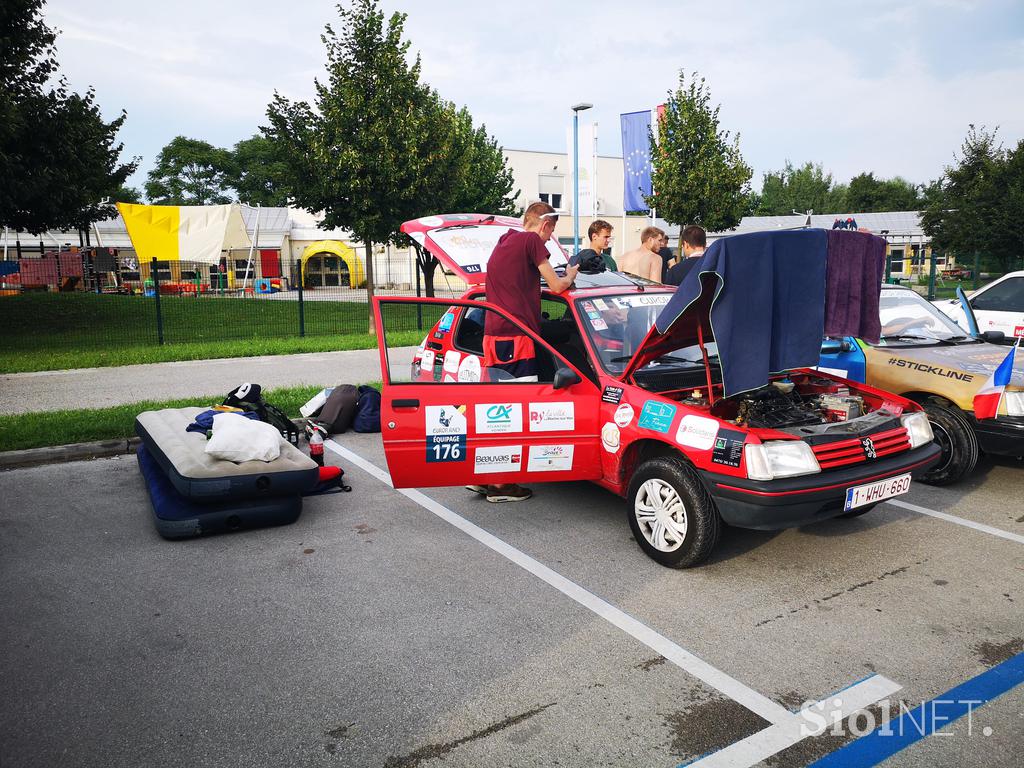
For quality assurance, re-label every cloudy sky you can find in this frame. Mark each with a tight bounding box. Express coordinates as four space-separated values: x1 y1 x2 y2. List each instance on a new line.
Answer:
46 0 1024 194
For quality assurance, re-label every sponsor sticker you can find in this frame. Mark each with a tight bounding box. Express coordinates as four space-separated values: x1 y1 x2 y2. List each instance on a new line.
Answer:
591 317 608 331
638 401 677 433
474 445 523 474
527 444 574 472
880 400 904 416
1015 325 1024 338
711 427 745 468
438 312 455 333
614 403 635 427
587 310 601 320
442 374 457 383
475 403 523 434
420 349 435 372
601 386 624 404
457 355 481 382
675 415 719 450
582 301 595 312
425 405 467 462
601 422 621 453
592 298 609 311
443 349 461 373
529 402 575 432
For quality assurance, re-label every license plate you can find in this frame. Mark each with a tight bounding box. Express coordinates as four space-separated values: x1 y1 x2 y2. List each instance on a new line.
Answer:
844 473 911 510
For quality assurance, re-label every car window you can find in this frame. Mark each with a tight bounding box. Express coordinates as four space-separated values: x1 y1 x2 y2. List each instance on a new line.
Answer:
874 289 969 344
973 277 1024 313
378 300 561 384
576 293 673 374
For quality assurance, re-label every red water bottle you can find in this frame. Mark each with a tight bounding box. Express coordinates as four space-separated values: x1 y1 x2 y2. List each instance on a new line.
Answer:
309 430 325 466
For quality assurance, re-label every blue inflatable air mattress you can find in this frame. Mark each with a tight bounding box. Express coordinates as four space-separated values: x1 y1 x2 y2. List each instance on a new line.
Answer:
136 445 302 539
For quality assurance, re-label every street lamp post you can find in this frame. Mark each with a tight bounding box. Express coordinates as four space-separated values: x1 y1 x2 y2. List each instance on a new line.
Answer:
571 102 593 256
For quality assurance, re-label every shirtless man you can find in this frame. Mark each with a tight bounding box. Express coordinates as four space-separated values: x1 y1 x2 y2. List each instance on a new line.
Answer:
618 226 665 283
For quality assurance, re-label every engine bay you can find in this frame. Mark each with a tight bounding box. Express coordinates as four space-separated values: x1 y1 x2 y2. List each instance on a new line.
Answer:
669 373 900 433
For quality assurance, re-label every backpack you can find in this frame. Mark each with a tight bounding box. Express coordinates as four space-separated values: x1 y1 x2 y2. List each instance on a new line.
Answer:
313 384 359 434
353 386 381 433
222 383 299 446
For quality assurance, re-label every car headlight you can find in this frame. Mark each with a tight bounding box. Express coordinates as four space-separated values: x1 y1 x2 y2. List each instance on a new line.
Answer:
1004 391 1024 417
901 411 934 448
744 441 821 481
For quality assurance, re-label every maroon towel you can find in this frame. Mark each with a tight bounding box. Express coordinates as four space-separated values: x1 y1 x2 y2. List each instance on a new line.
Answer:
825 230 886 343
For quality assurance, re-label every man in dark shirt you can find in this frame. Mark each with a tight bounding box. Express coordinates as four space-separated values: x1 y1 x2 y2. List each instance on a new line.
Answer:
569 219 616 272
664 224 707 286
470 201 578 503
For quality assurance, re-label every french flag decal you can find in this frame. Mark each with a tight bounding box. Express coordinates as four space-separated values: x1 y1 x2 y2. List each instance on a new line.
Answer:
973 339 1019 420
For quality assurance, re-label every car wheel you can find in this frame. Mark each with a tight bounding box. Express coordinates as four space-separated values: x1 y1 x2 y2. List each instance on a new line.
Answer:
626 455 720 568
921 401 978 486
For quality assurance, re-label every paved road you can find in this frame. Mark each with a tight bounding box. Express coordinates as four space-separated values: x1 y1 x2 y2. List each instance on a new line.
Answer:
0 347 417 415
1 436 1021 768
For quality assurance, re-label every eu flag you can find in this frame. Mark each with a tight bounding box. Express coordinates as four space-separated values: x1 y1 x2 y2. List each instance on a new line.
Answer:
620 110 652 212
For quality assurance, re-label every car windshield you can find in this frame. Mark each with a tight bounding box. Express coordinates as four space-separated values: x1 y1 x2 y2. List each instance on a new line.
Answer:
874 288 973 345
575 292 714 374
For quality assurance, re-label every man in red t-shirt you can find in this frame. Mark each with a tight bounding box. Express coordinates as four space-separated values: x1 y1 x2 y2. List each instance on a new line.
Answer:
470 202 578 503
483 202 578 382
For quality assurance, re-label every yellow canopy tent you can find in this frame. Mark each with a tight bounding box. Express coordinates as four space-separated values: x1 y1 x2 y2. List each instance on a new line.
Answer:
117 203 252 265
300 240 364 287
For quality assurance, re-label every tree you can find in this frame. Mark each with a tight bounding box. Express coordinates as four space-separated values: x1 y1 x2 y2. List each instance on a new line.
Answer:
846 172 922 212
409 93 518 295
225 134 293 206
754 161 847 216
648 71 752 237
1 0 137 233
266 0 432 332
112 185 143 204
145 136 233 205
266 0 517 326
921 125 1023 273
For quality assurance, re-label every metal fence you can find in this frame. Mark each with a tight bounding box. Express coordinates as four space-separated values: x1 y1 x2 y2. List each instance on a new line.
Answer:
2 245 1019 354
0 251 469 352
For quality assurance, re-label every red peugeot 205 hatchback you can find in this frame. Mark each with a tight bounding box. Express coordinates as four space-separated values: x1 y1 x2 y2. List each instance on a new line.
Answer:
371 214 941 568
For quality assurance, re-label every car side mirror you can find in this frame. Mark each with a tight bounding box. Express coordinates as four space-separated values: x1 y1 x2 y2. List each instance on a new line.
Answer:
981 330 1006 344
552 367 581 390
820 339 852 354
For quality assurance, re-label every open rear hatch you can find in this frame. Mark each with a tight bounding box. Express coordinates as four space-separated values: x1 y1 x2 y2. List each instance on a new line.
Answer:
401 213 568 285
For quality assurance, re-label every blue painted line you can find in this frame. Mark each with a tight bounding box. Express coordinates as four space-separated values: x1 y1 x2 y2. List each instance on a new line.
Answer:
808 651 1024 768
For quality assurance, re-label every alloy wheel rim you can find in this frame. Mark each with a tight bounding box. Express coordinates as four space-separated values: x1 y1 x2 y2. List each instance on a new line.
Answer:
635 478 688 552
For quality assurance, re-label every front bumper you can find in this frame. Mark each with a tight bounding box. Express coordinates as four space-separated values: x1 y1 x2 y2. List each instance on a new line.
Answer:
700 442 942 530
967 413 1024 457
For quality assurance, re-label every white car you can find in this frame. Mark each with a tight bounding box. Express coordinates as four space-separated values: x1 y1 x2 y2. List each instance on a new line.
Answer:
934 270 1024 341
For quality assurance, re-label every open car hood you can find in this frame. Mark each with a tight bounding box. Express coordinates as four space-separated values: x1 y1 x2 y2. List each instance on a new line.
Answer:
622 229 877 397
400 213 569 285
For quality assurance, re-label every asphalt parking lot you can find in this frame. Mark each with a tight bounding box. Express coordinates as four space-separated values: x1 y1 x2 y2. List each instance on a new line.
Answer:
1 435 1022 768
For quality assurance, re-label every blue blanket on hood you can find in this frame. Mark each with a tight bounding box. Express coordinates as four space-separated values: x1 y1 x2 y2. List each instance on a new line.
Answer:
655 229 828 396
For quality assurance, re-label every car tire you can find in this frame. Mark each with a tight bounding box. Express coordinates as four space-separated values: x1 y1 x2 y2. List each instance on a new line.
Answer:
921 401 978 486
626 455 720 568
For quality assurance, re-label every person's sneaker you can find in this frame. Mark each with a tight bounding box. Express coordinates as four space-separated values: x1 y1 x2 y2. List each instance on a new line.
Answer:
465 485 488 496
485 484 533 503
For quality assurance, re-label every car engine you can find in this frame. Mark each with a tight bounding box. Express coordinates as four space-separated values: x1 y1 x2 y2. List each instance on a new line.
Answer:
706 379 870 430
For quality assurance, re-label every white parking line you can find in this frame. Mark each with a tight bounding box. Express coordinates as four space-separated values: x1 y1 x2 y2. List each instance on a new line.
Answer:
886 498 1024 545
685 674 902 768
326 439 793 725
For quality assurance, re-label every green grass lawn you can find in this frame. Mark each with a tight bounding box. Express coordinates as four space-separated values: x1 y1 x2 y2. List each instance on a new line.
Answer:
0 383 379 452
0 292 442 372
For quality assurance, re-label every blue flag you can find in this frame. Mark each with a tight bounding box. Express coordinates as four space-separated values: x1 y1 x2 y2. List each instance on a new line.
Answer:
620 110 652 212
